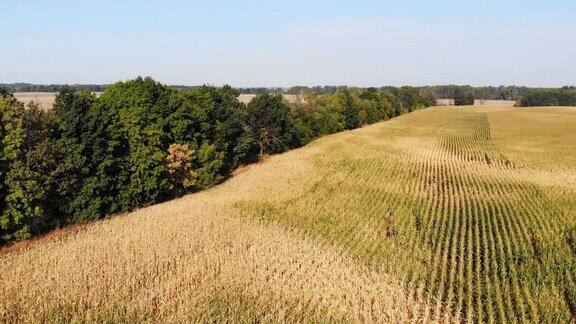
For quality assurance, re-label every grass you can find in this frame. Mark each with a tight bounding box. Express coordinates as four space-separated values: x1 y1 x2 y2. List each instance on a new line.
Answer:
1 106 575 322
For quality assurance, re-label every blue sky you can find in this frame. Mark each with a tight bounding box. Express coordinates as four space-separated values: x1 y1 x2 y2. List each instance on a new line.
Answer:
1 0 575 87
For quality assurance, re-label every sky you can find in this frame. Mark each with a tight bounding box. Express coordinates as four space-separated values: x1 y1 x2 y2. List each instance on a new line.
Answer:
1 0 575 87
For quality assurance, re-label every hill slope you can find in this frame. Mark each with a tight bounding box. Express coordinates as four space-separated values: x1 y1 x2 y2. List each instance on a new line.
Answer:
1 106 576 322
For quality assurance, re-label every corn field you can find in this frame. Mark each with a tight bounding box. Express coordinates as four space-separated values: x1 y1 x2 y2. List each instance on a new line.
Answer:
1 106 575 322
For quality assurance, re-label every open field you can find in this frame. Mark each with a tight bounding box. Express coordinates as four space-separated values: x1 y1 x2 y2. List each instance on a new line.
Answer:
238 93 303 104
474 99 516 106
13 92 58 109
1 106 575 322
436 99 516 106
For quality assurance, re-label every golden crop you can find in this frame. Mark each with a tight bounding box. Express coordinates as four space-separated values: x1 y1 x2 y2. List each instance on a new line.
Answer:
1 106 575 322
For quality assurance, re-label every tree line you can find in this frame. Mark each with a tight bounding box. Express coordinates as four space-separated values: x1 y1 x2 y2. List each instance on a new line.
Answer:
0 77 432 243
1 83 107 93
184 85 570 103
515 87 576 107
6 83 574 103
284 85 531 101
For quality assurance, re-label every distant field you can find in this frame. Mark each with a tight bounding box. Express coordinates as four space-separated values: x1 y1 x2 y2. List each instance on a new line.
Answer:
436 98 516 106
13 92 513 109
1 106 575 322
238 93 302 104
13 92 58 109
13 92 303 109
474 99 516 106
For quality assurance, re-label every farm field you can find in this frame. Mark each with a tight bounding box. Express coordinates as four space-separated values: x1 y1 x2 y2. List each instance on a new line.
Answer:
435 99 516 106
238 93 303 104
1 106 575 322
13 92 58 110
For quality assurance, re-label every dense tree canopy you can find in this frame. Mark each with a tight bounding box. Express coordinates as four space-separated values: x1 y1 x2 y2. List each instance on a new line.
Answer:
454 88 475 106
247 93 299 154
283 85 534 101
0 87 10 97
516 88 576 107
0 77 432 244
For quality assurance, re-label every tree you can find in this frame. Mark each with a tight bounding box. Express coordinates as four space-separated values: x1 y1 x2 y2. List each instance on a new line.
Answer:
393 87 433 112
0 87 11 98
182 85 259 173
291 102 319 145
454 89 475 106
247 93 299 155
95 77 172 212
336 90 360 130
194 142 225 189
516 88 576 107
165 143 197 196
48 88 99 222
0 97 47 241
311 96 345 136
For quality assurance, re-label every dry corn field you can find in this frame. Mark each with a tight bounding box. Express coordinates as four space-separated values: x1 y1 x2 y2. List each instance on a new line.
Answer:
1 106 576 322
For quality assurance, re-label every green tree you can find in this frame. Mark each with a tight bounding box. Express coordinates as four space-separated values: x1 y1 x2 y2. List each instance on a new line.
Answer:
182 85 259 173
310 95 346 136
194 143 225 189
291 101 320 145
394 87 432 112
0 87 11 98
336 90 360 130
454 88 475 106
49 88 99 222
359 88 388 125
516 88 576 107
95 77 172 212
0 97 47 241
247 93 299 155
